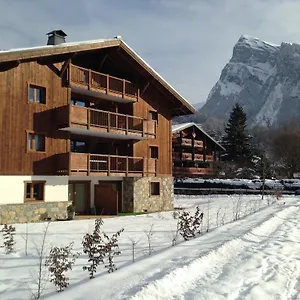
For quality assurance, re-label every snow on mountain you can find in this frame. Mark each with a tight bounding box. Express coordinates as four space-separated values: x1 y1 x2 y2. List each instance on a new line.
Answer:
200 35 300 127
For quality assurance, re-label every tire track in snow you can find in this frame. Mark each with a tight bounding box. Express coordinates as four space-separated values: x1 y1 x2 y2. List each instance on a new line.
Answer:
129 206 298 300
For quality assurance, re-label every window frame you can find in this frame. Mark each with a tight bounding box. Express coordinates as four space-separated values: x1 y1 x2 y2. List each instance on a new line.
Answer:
148 110 158 122
26 130 46 153
149 146 159 159
24 181 46 202
150 181 160 196
28 83 46 104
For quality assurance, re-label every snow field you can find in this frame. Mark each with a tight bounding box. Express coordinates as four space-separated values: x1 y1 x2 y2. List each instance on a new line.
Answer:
0 194 298 300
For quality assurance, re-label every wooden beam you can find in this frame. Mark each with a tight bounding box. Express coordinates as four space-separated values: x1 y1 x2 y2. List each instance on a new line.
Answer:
46 64 60 77
98 54 108 71
140 78 154 96
0 60 19 72
60 58 72 77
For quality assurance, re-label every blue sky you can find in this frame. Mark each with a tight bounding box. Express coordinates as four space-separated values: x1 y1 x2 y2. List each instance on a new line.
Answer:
1 0 300 104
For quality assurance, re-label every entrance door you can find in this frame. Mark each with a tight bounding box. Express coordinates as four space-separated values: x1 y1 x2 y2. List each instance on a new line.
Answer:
94 182 122 215
68 181 90 214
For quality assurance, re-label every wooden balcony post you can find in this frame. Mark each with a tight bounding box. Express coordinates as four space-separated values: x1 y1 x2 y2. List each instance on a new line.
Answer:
68 64 72 85
88 69 91 90
87 153 90 175
108 112 110 132
126 157 128 176
122 79 125 98
108 155 111 176
106 74 109 94
126 115 128 134
87 108 90 130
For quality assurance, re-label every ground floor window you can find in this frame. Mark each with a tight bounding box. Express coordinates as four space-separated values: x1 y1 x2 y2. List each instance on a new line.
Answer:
25 181 45 201
150 182 160 196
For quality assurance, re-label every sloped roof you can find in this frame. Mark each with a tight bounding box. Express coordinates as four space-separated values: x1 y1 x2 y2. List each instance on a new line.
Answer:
172 122 225 150
0 37 195 116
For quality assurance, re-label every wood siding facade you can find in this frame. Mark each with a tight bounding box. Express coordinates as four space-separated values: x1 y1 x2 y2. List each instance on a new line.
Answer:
0 47 179 178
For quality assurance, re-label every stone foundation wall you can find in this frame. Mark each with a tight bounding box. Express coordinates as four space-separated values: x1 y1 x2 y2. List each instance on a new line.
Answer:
0 201 71 224
123 176 174 213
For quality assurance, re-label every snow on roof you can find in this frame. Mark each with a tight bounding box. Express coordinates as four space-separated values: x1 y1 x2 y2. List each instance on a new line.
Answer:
0 37 195 115
172 122 225 150
0 38 113 54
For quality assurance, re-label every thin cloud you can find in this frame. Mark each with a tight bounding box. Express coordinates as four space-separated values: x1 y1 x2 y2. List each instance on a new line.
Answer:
0 0 300 104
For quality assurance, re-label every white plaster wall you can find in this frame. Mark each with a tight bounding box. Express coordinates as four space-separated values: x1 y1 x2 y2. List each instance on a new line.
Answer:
68 176 123 208
0 176 69 205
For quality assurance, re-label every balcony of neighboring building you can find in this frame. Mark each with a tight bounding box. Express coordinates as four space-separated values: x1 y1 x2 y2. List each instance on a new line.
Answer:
56 104 156 141
68 64 139 103
173 166 214 176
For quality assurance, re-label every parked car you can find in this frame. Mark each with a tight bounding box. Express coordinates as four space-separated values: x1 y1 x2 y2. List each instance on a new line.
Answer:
295 189 300 195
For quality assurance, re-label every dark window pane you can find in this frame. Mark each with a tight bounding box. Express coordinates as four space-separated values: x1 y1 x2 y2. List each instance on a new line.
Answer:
29 87 34 102
33 183 43 200
26 183 31 198
28 133 33 150
150 182 160 196
35 134 45 151
36 88 41 103
150 147 158 159
149 111 158 121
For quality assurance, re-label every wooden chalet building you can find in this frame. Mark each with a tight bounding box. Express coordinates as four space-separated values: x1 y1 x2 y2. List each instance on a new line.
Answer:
0 30 195 224
172 123 225 178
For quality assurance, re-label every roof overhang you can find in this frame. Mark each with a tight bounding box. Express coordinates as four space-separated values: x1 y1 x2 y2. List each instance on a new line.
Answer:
0 38 195 117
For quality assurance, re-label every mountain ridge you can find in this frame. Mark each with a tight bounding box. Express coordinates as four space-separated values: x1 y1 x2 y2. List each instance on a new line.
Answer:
199 35 300 127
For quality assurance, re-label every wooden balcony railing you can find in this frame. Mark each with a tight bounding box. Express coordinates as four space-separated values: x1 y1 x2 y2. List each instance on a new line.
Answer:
194 140 204 147
194 154 204 161
70 153 157 176
69 105 156 138
205 155 214 162
181 138 192 146
69 64 138 101
181 152 192 160
173 167 214 176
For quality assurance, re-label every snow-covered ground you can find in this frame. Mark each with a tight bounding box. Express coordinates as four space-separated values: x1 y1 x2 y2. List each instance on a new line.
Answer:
1 194 299 300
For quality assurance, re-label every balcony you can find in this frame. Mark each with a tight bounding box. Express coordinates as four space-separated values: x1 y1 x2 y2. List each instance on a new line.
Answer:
205 155 214 162
194 154 204 161
172 137 192 147
58 105 156 140
173 167 214 176
69 64 138 103
194 140 204 148
63 153 157 177
181 152 192 160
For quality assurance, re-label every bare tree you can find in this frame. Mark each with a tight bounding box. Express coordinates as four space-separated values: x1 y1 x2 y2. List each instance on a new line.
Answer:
30 221 50 300
144 224 154 255
128 236 142 263
1 224 16 254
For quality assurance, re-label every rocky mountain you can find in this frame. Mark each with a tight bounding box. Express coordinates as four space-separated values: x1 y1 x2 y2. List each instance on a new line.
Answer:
200 35 300 127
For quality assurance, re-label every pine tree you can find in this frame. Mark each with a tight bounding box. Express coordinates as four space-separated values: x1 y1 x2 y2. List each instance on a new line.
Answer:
222 103 252 163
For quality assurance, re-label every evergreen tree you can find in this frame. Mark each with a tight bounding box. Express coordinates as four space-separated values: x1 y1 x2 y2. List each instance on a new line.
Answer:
222 103 252 163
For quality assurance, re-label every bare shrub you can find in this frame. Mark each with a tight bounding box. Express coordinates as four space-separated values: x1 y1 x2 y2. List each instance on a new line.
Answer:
103 228 124 273
1 224 16 254
82 219 105 279
45 242 79 292
178 206 204 241
144 224 154 255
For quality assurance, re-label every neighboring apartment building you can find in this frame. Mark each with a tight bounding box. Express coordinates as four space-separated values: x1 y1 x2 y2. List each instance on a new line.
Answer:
172 123 225 178
0 30 195 224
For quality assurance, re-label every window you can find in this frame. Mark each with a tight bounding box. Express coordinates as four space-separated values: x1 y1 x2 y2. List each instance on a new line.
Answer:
150 146 159 159
27 132 45 152
149 110 158 121
29 85 46 104
71 99 89 107
25 181 45 201
70 140 88 153
150 182 160 196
